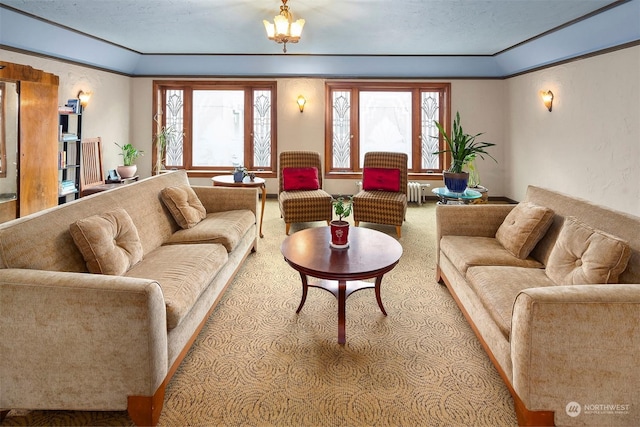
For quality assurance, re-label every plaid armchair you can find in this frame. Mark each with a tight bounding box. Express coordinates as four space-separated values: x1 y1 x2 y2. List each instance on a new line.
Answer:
278 151 332 235
353 151 408 237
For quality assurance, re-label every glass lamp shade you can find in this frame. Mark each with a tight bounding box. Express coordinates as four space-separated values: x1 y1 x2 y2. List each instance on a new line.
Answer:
263 20 276 38
274 14 290 36
264 17 304 40
290 19 305 37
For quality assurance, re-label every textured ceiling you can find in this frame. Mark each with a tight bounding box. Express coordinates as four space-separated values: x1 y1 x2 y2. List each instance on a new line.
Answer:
0 0 620 55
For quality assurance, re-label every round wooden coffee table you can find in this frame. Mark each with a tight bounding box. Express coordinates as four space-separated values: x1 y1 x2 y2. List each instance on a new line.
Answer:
281 226 403 344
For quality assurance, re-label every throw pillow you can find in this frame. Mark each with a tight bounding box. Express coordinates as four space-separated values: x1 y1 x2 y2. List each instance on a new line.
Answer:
546 216 631 285
495 201 554 259
362 167 401 192
69 208 143 275
282 167 320 191
161 184 207 229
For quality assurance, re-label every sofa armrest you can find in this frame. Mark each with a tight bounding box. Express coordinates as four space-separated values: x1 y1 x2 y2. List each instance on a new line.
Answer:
511 285 640 424
193 186 258 217
436 204 515 238
0 269 168 410
435 204 515 270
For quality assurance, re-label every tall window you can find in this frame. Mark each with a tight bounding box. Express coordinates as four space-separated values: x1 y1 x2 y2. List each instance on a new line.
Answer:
153 81 277 176
326 82 450 176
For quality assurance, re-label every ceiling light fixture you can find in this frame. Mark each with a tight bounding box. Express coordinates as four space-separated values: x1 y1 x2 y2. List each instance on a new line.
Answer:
263 0 305 53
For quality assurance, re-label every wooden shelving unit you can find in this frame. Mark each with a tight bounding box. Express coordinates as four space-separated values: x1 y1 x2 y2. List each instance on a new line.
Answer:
58 110 82 204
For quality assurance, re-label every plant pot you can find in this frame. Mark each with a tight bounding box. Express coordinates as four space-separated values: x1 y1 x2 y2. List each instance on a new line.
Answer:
233 171 244 182
330 220 350 249
443 171 469 194
117 165 137 179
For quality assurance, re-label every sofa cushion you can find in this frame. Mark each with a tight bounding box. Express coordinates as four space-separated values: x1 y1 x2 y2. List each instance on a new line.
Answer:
125 243 228 330
495 202 554 259
440 236 544 276
362 167 401 192
546 216 631 285
69 208 143 275
282 167 320 191
467 266 556 339
165 209 255 252
161 184 207 229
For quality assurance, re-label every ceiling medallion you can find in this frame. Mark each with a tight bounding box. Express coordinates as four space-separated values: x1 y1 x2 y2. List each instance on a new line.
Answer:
263 0 305 53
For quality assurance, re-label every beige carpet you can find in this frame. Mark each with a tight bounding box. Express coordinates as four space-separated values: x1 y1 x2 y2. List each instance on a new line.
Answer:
3 200 517 426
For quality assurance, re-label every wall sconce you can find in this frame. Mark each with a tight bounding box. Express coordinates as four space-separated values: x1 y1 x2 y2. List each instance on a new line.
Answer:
297 95 306 113
540 90 554 112
78 90 92 109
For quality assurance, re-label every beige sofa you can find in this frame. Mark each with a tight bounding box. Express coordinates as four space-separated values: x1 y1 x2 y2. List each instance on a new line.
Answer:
0 171 258 426
436 185 639 426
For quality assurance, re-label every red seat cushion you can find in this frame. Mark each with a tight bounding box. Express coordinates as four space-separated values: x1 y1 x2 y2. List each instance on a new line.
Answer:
283 167 320 191
362 167 401 192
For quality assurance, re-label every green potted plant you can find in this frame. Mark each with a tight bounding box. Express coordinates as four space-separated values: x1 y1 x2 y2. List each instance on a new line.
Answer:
330 196 353 248
115 142 144 178
433 111 496 193
153 126 175 175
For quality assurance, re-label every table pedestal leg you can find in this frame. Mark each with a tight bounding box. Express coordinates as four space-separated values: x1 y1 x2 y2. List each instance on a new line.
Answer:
338 279 346 344
374 275 387 316
296 272 308 313
259 185 266 238
295 276 389 345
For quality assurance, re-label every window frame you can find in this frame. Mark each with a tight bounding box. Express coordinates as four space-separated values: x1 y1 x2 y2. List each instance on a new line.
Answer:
324 81 451 180
152 80 278 178
0 82 6 178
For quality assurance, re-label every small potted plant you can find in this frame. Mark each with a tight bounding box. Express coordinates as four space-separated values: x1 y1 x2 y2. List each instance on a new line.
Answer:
233 164 247 182
115 142 144 178
330 196 353 248
433 111 496 193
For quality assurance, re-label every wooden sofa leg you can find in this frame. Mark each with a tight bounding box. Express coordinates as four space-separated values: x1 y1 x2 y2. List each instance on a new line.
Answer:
395 226 402 238
354 221 360 227
127 383 166 427
513 394 555 426
435 266 443 284
285 223 291 235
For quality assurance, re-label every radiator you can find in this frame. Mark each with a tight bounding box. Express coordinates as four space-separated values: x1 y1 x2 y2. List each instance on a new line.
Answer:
356 181 431 205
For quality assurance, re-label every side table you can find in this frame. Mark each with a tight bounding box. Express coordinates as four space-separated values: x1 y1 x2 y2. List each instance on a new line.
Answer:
432 187 482 205
106 175 139 184
212 175 266 238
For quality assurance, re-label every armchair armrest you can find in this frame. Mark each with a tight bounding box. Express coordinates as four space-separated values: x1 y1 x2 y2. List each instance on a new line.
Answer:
0 269 168 410
193 186 258 217
511 285 640 425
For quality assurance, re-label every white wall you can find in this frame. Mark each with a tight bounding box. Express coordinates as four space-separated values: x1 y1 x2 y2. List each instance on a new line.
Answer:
505 45 640 216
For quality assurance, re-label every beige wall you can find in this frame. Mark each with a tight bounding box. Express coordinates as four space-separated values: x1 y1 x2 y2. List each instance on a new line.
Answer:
3 46 638 216
1 50 132 175
136 77 506 196
505 46 640 215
